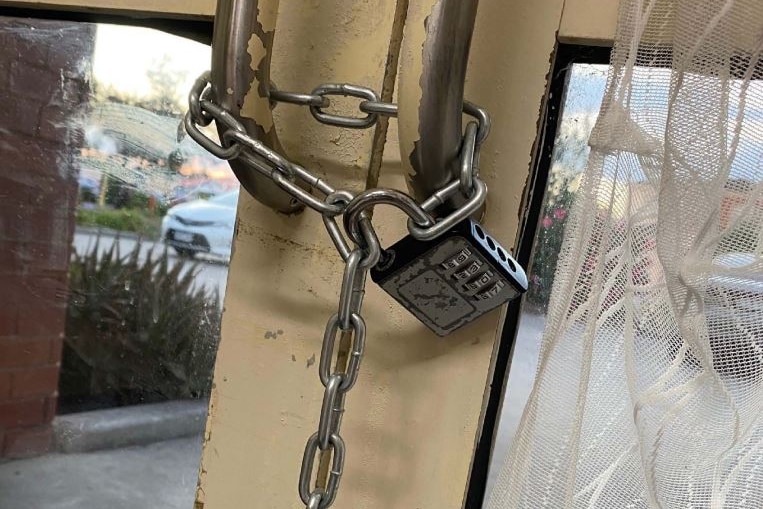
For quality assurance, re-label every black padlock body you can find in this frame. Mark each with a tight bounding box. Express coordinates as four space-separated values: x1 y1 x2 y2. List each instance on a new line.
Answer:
371 218 528 336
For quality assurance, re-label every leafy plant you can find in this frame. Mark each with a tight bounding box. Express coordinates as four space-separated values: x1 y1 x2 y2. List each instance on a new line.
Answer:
525 172 577 311
60 239 221 411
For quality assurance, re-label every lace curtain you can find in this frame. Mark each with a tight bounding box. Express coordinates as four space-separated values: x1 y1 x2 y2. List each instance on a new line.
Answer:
488 0 763 507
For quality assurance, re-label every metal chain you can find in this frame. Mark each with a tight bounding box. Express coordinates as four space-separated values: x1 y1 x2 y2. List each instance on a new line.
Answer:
185 71 490 508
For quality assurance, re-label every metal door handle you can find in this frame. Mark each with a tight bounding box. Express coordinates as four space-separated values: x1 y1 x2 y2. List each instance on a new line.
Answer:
211 0 304 214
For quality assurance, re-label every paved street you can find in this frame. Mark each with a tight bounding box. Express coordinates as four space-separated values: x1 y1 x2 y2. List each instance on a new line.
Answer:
0 436 202 509
73 229 230 300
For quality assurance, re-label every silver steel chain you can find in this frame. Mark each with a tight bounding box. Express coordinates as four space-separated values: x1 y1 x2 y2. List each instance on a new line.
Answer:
185 72 490 509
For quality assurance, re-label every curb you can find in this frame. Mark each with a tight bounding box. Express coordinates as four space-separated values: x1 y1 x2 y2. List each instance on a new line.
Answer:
53 400 208 454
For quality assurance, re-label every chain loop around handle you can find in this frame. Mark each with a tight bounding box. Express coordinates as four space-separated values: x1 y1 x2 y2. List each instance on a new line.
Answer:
185 100 246 160
408 178 488 240
270 83 329 108
187 70 494 509
459 121 479 194
188 72 214 127
309 84 380 129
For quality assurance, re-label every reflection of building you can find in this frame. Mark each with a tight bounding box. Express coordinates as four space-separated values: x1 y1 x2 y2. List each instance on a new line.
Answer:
0 19 94 458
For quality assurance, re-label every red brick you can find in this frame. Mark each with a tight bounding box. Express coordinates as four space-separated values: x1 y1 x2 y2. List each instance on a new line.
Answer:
0 207 52 243
38 105 85 145
0 94 41 137
15 241 73 274
43 395 58 422
10 62 58 102
0 173 39 204
16 275 71 306
0 242 23 275
47 46 79 72
0 372 11 399
49 336 64 364
0 338 52 368
17 304 67 337
15 35 49 67
0 399 45 427
0 171 70 208
11 365 60 398
3 425 53 458
0 298 18 336
0 59 11 91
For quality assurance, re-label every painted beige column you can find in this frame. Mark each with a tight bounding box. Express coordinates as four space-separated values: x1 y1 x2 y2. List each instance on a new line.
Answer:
196 0 572 507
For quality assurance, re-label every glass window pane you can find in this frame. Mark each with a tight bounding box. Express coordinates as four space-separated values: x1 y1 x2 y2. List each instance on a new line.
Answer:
0 17 228 509
484 63 609 502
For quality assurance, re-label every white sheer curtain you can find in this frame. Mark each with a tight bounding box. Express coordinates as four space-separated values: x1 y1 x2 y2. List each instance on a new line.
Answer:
488 0 763 507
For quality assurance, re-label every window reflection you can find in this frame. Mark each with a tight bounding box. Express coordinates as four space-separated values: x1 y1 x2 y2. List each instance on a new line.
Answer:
0 18 227 509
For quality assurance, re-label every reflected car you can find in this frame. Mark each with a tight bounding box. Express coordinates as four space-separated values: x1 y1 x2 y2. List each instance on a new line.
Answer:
161 190 239 260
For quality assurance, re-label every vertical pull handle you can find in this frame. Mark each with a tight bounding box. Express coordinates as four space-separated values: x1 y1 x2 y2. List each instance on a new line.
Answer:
398 0 480 209
211 0 303 214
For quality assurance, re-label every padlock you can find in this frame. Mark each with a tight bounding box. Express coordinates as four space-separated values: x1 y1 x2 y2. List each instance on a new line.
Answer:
371 218 528 336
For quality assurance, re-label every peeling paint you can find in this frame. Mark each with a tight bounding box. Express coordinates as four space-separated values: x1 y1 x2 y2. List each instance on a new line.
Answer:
256 1 278 32
235 218 334 258
242 33 273 132
264 329 284 339
397 0 436 193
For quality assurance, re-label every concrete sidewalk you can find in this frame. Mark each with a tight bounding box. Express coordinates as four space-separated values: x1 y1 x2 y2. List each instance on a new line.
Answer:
0 435 202 509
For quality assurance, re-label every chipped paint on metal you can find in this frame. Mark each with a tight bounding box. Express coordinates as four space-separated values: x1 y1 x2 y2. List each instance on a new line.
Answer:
242 32 274 132
256 1 278 32
397 0 439 193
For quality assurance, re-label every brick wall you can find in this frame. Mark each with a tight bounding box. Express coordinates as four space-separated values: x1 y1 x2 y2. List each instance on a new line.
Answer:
0 18 94 458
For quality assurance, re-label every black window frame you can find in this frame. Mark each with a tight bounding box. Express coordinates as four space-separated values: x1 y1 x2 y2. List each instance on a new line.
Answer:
464 43 612 509
0 5 212 44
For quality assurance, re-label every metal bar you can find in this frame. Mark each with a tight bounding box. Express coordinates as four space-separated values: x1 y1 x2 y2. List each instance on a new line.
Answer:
401 0 480 208
211 0 303 213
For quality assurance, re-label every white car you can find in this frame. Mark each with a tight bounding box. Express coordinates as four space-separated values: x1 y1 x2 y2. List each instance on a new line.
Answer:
161 190 239 261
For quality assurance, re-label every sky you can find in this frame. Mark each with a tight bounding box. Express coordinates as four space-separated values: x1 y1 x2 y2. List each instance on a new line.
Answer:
555 63 763 182
92 24 211 98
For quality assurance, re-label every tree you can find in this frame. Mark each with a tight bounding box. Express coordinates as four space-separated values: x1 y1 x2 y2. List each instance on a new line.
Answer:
525 117 592 311
94 53 188 115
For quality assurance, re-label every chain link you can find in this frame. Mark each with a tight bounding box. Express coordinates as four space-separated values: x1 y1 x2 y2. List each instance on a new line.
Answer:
185 71 491 509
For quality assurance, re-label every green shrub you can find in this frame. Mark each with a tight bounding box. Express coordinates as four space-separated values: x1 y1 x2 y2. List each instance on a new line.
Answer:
60 239 221 410
525 173 576 311
76 208 161 238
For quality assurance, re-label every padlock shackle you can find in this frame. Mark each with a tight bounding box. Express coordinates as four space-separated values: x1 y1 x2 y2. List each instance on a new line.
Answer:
398 0 480 208
211 0 303 213
342 188 436 246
